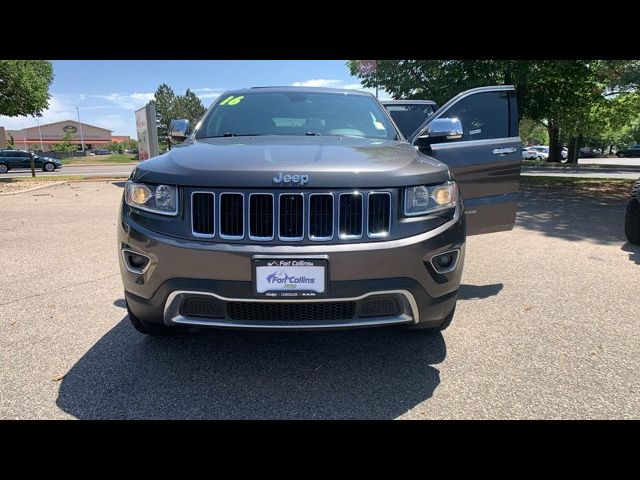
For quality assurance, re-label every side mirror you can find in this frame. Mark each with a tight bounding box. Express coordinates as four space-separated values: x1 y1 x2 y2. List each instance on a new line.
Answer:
414 117 463 147
169 119 191 143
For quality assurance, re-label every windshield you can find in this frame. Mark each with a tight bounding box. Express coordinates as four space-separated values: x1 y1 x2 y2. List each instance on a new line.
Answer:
384 103 437 138
195 91 399 141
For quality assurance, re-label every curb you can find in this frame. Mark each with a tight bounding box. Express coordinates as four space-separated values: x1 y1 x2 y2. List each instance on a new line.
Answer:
0 181 66 196
61 163 138 167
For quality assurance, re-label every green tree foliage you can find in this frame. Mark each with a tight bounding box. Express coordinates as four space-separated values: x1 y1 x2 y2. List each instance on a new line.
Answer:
53 130 76 157
0 60 54 116
152 83 176 151
174 89 206 127
152 84 206 151
348 60 640 162
520 118 549 145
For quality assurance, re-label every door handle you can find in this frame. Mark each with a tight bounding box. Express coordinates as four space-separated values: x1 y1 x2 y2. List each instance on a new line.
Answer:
492 147 517 156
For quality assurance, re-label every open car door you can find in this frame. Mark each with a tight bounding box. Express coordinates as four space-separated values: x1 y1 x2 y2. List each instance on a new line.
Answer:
408 86 522 235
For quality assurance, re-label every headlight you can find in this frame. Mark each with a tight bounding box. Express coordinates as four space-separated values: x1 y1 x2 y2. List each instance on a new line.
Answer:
125 181 178 216
404 181 458 216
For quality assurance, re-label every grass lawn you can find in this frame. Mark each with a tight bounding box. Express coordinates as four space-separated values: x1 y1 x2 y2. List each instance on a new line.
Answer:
0 176 126 184
60 153 137 165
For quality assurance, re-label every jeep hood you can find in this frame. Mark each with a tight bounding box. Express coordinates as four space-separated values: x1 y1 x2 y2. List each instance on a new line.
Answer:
133 135 450 188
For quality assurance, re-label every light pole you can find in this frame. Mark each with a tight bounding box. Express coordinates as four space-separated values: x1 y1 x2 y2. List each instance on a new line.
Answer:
37 118 44 151
76 107 85 152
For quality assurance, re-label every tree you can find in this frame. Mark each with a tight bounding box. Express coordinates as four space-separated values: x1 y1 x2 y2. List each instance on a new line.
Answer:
53 130 76 158
152 84 206 152
153 83 177 152
126 139 138 151
0 60 54 117
174 89 206 127
348 60 640 162
520 118 549 145
7 133 15 148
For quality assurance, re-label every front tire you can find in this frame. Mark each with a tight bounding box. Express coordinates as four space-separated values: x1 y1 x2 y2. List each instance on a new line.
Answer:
127 304 178 336
409 305 456 332
625 198 640 245
43 162 55 172
0 164 8 174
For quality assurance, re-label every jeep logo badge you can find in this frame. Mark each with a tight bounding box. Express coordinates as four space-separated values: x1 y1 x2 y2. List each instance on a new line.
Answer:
272 172 309 186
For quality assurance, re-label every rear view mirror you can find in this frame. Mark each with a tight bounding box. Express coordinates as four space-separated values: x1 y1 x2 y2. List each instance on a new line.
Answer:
415 118 463 147
169 119 191 143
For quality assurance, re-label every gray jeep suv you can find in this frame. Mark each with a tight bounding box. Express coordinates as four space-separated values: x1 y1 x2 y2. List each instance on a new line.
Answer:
118 86 521 335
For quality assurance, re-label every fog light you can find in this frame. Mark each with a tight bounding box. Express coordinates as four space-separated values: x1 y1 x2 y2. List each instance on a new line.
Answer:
122 249 151 274
430 250 460 274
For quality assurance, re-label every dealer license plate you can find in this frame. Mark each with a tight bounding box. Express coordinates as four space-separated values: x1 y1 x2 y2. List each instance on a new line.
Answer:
254 258 327 298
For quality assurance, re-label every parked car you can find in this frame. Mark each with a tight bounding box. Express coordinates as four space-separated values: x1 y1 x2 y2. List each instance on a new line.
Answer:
119 85 521 336
0 150 62 173
579 147 602 158
94 149 112 155
524 146 549 160
625 178 640 244
381 100 438 139
616 144 640 158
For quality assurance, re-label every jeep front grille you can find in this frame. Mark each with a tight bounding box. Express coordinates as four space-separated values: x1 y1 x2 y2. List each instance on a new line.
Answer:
309 193 334 240
219 193 244 239
279 193 304 240
249 193 274 240
339 192 363 239
191 192 215 237
190 189 394 243
367 192 391 238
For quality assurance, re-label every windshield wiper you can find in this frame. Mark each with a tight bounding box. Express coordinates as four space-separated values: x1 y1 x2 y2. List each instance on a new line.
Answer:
207 133 264 138
305 131 323 136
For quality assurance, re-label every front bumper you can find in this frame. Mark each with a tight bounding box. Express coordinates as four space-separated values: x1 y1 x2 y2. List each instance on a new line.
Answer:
118 202 465 330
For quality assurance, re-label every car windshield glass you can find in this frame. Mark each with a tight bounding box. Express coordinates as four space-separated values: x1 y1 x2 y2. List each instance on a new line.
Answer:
195 91 398 141
384 104 436 138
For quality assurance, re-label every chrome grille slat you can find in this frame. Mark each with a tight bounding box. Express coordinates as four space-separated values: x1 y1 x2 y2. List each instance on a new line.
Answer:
219 193 244 239
367 192 391 238
338 192 363 240
308 193 334 241
191 192 215 237
279 193 304 241
249 193 274 240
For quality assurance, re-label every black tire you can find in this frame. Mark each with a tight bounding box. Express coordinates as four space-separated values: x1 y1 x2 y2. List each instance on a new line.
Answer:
409 304 456 332
625 199 640 245
617 152 625 158
127 304 178 336
0 164 8 174
43 162 55 172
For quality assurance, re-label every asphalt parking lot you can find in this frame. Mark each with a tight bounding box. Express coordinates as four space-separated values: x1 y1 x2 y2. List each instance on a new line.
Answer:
0 181 639 419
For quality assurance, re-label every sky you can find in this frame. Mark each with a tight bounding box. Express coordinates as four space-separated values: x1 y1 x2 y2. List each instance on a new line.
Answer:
0 60 390 138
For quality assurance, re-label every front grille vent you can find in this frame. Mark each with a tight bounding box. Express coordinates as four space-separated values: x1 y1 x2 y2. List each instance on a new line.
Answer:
249 194 274 240
338 192 363 239
219 193 244 239
226 301 356 322
367 192 391 238
308 194 334 240
191 192 215 237
279 194 304 240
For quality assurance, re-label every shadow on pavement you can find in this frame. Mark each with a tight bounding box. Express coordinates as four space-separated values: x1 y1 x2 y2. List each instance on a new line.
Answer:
622 242 640 265
459 283 503 300
57 317 446 419
516 187 628 244
113 299 127 308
